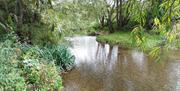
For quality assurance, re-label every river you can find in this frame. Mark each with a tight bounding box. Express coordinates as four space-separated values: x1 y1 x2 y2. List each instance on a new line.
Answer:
62 36 180 91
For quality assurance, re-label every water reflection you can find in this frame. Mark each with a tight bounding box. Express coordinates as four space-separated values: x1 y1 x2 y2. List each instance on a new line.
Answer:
63 36 180 91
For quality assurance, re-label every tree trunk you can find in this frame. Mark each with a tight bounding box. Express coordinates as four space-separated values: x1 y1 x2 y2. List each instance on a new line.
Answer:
16 0 23 31
119 0 123 28
99 16 105 28
107 9 114 33
108 19 114 33
116 0 123 30
116 0 120 28
107 14 114 33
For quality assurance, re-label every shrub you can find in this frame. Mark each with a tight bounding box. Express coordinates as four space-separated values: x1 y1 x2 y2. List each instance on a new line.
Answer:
0 39 26 91
45 44 75 71
0 33 64 90
20 44 75 71
28 24 62 45
22 59 62 90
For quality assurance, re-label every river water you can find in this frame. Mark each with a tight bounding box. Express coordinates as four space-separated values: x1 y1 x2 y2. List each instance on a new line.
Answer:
63 36 180 91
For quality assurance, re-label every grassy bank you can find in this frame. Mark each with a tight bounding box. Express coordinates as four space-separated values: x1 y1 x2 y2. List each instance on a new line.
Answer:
97 32 162 50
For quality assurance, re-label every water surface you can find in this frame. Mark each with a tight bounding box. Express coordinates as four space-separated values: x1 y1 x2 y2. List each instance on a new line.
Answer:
63 36 180 91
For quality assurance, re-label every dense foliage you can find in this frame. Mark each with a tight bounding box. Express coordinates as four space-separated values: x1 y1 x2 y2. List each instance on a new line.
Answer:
0 1 77 90
0 0 62 45
0 0 179 90
56 0 179 61
0 33 75 90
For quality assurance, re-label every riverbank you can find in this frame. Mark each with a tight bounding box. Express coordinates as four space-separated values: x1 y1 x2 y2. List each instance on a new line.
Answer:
96 32 162 50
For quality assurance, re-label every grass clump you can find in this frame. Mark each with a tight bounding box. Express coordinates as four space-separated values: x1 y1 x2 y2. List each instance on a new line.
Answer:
97 32 132 47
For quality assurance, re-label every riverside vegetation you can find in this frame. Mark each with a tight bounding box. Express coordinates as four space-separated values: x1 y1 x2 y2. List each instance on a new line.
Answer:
0 32 75 90
0 0 180 90
0 0 75 90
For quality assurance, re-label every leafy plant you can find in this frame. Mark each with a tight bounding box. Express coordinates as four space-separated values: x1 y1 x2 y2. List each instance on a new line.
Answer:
0 33 65 90
20 43 75 71
45 44 75 71
0 39 26 91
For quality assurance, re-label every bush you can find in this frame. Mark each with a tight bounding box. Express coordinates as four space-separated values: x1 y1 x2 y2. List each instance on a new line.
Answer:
45 44 75 71
0 39 26 91
0 33 67 90
24 24 62 45
20 44 75 71
22 59 62 90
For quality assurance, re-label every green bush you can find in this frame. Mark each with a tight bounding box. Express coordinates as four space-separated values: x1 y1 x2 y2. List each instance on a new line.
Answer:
30 24 62 45
45 44 75 71
20 44 75 71
0 33 67 90
0 39 26 91
22 59 62 90
37 31 61 45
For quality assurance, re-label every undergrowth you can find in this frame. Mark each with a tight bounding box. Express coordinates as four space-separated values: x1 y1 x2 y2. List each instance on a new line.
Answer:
0 33 75 90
